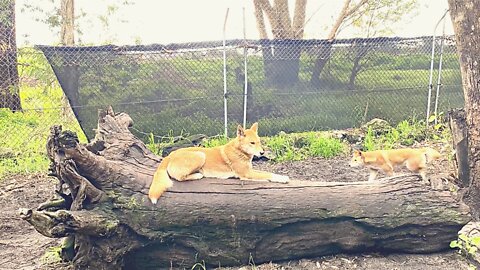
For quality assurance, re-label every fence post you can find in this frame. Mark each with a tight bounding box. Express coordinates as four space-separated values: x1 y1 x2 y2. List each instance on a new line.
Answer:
223 8 229 138
426 9 449 128
434 13 447 126
242 7 248 129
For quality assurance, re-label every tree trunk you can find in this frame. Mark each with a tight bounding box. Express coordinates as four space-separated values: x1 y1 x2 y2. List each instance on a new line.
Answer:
0 0 22 111
60 0 75 45
448 108 469 187
448 0 480 219
309 0 368 88
18 107 471 269
253 0 306 88
348 42 370 90
263 44 302 88
310 42 333 88
348 56 362 90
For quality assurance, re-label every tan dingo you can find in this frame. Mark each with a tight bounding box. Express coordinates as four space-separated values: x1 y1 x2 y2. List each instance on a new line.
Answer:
349 148 442 182
148 123 290 204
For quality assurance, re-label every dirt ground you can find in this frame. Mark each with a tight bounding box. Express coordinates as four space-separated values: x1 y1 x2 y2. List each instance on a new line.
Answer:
0 152 471 270
0 174 61 270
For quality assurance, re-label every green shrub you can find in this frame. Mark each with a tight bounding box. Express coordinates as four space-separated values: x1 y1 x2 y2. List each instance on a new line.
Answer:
202 136 229 148
362 116 447 151
265 132 345 162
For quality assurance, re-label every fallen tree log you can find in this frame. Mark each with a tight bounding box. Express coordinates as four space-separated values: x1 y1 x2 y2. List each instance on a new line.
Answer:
20 107 471 269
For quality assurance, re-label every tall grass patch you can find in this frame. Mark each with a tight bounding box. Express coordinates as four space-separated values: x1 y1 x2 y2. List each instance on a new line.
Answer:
265 131 346 162
362 117 449 151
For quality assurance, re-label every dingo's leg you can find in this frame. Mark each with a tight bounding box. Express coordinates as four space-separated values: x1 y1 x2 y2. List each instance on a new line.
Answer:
240 169 290 183
167 151 206 181
381 164 394 176
183 173 204 180
418 168 429 184
406 158 429 184
368 169 378 181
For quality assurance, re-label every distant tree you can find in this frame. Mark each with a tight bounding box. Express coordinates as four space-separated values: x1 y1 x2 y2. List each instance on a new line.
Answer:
253 0 307 88
447 0 480 217
22 0 132 45
0 0 22 111
22 0 77 44
60 0 74 45
309 0 417 88
345 0 418 90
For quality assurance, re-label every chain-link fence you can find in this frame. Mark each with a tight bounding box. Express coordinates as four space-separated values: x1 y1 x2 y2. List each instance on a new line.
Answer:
36 35 463 141
0 5 464 176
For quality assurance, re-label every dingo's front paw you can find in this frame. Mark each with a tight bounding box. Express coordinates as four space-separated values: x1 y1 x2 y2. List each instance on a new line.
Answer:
271 174 290 183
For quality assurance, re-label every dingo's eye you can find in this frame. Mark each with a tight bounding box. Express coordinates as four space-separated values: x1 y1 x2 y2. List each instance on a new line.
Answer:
250 142 255 145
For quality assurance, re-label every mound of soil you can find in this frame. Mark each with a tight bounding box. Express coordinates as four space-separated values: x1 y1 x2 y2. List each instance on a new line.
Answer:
0 153 468 270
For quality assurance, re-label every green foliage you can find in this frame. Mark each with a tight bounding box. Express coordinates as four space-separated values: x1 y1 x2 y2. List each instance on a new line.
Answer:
306 132 345 158
265 132 345 162
40 246 63 265
363 127 376 151
450 233 480 258
21 0 134 45
362 116 446 151
145 132 161 155
265 134 303 162
171 131 345 163
428 112 451 142
144 130 179 156
202 136 229 148
0 50 86 179
349 0 419 37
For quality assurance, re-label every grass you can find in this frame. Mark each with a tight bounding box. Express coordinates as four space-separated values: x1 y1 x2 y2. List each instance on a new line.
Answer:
362 116 450 151
146 130 346 163
264 131 346 162
0 50 86 179
201 136 229 148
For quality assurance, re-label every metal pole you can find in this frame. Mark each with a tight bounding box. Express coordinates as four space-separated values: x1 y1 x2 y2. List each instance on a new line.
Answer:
223 8 229 138
434 12 447 126
242 7 248 129
426 9 449 128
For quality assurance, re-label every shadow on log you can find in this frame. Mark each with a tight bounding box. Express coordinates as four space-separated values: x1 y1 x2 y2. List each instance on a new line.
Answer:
19 107 471 269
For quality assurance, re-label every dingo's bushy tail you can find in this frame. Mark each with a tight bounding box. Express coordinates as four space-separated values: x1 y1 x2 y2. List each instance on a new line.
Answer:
424 147 442 162
148 157 173 204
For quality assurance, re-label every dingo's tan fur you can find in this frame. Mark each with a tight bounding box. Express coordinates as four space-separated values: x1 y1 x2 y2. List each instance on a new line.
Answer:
349 147 442 182
148 123 290 204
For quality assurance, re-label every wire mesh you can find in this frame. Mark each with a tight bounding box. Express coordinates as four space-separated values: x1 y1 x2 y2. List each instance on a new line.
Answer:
0 3 464 177
30 36 464 140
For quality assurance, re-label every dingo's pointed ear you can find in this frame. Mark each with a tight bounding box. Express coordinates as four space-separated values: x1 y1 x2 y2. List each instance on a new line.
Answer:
237 125 245 137
353 149 362 156
250 122 258 133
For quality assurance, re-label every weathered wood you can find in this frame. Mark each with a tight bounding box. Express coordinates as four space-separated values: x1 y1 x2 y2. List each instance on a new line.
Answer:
448 0 480 219
448 108 470 186
20 107 471 269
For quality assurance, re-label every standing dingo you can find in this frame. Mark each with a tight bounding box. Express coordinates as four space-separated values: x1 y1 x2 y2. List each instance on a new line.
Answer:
349 148 442 182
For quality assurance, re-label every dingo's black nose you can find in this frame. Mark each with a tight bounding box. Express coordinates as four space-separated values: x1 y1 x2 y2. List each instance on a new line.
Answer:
260 151 265 155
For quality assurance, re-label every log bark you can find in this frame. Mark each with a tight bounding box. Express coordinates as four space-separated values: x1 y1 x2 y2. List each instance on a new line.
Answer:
448 0 480 219
448 108 470 187
20 107 471 269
